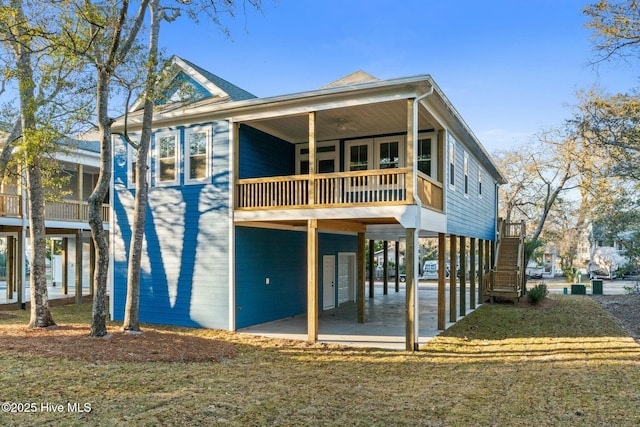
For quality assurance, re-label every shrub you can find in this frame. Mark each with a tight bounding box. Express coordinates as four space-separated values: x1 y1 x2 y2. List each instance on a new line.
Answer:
527 283 548 305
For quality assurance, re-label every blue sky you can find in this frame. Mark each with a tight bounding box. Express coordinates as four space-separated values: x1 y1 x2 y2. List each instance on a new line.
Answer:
160 0 638 153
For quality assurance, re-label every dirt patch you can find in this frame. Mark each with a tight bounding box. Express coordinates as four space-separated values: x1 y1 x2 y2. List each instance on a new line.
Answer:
0 323 236 363
593 294 640 342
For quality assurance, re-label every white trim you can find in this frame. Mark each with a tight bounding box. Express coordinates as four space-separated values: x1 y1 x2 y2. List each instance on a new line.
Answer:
154 130 180 187
228 121 236 331
126 135 149 189
184 125 212 184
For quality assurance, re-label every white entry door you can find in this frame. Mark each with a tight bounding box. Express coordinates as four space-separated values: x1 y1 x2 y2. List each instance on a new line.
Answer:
323 255 335 310
338 253 356 304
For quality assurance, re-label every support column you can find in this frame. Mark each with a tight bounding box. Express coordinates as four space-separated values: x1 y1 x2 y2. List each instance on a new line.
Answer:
405 228 417 351
459 235 467 316
485 240 492 272
61 238 68 295
449 234 457 323
75 230 83 304
368 239 374 298
307 219 318 343
394 241 400 293
383 240 388 295
357 232 365 324
478 239 484 303
470 237 477 309
6 236 14 300
17 228 24 309
437 233 446 330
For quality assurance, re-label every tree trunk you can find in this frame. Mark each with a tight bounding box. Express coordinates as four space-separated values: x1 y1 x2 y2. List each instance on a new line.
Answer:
26 161 55 328
122 0 161 331
11 0 54 328
88 68 112 337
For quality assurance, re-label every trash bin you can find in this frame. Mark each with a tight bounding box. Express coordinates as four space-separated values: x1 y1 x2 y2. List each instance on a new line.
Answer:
571 284 586 295
592 279 603 295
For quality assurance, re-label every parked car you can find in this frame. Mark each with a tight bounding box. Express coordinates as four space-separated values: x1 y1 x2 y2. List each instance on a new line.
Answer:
526 263 544 279
589 268 616 280
421 260 450 280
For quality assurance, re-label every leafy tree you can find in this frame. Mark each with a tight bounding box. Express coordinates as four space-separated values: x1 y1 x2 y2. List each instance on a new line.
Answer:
0 0 91 327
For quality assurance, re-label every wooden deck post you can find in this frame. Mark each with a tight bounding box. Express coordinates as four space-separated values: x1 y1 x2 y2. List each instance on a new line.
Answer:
368 239 374 298
449 234 457 323
395 241 400 293
307 219 318 343
470 237 477 309
6 236 14 299
437 233 446 330
62 238 68 295
357 232 365 323
75 230 83 304
405 228 417 351
478 239 484 302
485 240 492 272
383 240 388 295
459 235 467 316
17 229 24 308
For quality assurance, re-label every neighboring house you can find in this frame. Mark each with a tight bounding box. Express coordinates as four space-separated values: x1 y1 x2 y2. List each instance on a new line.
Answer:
0 136 108 304
110 56 505 350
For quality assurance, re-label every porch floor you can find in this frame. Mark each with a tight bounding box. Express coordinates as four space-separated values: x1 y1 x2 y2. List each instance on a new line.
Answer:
239 281 477 351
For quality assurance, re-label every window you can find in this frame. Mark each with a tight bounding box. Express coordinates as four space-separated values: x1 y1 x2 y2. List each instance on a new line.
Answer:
185 127 210 183
448 139 455 187
378 140 399 169
417 137 432 176
296 141 338 174
344 136 404 172
463 151 469 195
156 131 178 185
478 170 483 197
127 136 149 189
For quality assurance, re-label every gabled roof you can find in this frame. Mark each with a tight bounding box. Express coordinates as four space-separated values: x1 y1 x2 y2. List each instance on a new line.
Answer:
130 56 256 111
320 70 379 89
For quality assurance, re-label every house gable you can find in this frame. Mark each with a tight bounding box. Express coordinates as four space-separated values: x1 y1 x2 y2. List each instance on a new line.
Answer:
130 56 256 111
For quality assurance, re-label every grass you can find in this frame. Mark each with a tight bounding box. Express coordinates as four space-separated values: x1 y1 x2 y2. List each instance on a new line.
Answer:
1 296 640 426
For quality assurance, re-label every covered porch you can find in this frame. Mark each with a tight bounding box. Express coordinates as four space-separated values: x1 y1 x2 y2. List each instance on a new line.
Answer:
239 281 476 350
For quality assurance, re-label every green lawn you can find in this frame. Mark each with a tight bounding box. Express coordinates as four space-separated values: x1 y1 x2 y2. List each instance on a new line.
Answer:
1 296 639 426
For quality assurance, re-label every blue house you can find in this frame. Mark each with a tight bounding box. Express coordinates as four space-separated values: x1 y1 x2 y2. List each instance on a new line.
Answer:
110 57 505 350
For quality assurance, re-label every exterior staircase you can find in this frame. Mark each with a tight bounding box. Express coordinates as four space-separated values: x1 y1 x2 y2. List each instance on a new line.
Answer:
485 220 526 303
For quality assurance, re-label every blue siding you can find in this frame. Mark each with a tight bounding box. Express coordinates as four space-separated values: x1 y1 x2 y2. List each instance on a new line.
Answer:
446 132 497 241
239 125 294 178
112 121 231 329
235 226 358 329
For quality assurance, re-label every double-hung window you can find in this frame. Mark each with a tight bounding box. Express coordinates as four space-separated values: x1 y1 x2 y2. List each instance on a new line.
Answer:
185 126 211 184
448 138 455 188
156 131 179 186
478 169 483 197
127 135 149 189
417 133 438 178
463 151 469 196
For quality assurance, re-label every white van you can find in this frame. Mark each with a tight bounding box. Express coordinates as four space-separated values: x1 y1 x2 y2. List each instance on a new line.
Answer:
422 260 450 280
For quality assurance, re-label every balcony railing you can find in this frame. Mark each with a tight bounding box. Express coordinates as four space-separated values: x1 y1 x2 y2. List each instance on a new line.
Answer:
0 193 109 223
237 168 444 211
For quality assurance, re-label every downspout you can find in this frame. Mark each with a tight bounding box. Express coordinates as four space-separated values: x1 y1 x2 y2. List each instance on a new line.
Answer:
410 84 434 349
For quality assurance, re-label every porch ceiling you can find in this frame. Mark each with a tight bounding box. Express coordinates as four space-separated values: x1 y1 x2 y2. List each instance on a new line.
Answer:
244 99 439 143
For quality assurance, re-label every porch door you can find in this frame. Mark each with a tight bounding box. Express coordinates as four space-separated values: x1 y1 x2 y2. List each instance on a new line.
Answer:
338 253 356 304
323 255 335 310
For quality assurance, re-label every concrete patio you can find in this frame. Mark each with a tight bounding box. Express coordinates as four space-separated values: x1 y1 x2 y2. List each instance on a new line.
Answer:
239 281 477 351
